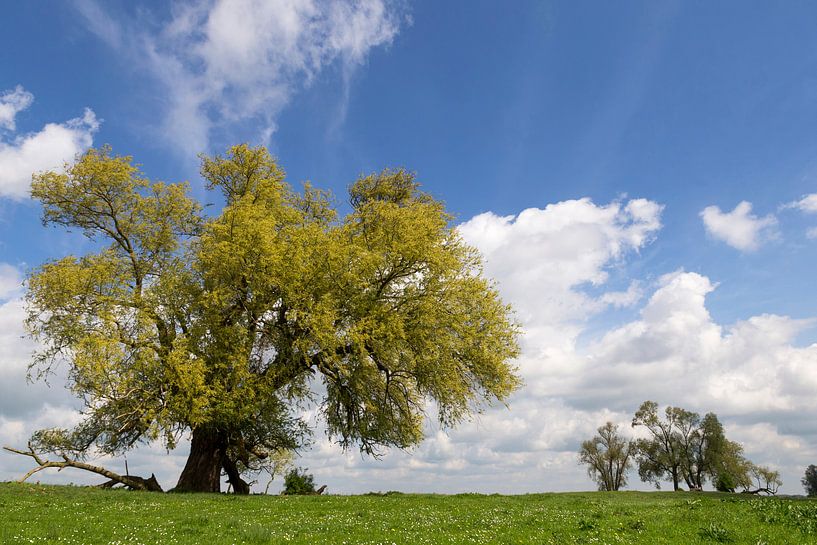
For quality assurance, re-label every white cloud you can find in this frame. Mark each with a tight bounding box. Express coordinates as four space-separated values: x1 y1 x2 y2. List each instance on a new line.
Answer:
457 198 663 353
0 263 23 300
0 86 34 131
783 194 817 239
700 201 777 251
581 271 817 413
599 280 643 308
78 0 402 155
786 193 817 214
0 86 99 200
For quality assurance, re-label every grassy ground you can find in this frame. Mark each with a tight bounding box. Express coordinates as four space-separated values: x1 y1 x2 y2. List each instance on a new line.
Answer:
1 483 816 544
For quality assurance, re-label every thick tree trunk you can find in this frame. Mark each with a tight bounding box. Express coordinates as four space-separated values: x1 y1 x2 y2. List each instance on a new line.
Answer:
173 428 226 493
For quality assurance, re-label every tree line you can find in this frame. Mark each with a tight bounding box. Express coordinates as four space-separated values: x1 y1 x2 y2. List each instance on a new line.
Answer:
580 401 782 494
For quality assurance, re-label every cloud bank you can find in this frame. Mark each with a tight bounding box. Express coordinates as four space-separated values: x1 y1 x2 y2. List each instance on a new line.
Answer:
3 197 816 494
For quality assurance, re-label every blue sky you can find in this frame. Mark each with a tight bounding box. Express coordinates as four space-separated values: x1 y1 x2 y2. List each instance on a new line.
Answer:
1 0 817 494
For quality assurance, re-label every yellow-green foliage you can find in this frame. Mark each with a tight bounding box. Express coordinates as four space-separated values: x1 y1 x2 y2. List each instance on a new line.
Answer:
24 144 520 472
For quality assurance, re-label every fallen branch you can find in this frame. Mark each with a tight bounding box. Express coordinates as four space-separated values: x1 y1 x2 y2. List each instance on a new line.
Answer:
741 487 775 496
3 443 163 492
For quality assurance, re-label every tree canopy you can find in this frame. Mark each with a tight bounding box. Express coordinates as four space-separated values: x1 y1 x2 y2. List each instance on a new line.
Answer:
10 144 521 493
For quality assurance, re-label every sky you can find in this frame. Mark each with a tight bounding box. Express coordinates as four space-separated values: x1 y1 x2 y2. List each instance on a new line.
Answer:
1 0 817 495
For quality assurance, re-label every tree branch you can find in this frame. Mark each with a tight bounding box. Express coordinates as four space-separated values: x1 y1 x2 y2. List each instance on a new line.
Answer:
3 443 163 492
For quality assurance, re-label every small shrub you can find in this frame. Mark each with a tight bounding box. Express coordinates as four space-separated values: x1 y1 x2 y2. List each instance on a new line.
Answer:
282 468 315 495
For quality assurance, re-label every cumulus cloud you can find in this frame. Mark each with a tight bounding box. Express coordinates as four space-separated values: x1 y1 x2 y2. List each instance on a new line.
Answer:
0 86 99 200
77 0 403 155
457 198 663 353
578 271 817 414
700 201 777 251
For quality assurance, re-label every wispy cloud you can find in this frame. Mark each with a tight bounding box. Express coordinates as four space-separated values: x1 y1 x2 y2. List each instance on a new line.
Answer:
74 0 404 156
783 193 817 214
782 194 817 239
73 0 123 49
0 85 99 200
700 201 777 252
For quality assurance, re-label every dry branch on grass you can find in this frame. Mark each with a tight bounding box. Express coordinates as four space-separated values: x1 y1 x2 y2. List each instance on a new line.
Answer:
3 443 163 492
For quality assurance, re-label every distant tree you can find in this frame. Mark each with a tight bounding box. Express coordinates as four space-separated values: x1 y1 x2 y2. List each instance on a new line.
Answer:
262 449 295 495
802 465 817 497
632 402 754 492
746 465 781 496
578 422 634 491
632 401 688 490
712 440 752 493
681 412 738 490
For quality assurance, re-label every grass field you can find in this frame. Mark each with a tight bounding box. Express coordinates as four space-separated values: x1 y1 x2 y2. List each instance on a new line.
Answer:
1 483 816 544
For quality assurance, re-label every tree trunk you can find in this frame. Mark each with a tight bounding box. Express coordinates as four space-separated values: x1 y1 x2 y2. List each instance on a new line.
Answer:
222 455 250 495
173 428 226 493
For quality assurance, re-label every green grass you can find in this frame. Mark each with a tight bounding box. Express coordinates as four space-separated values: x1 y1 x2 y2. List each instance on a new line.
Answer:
1 483 816 544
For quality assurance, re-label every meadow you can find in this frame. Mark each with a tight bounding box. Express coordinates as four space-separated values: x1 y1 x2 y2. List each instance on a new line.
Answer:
1 483 815 544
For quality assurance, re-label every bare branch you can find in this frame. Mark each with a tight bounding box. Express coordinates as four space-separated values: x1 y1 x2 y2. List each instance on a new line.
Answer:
3 443 163 492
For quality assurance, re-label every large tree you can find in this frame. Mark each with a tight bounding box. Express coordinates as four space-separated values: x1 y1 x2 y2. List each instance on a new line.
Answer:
7 145 521 493
578 422 633 491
